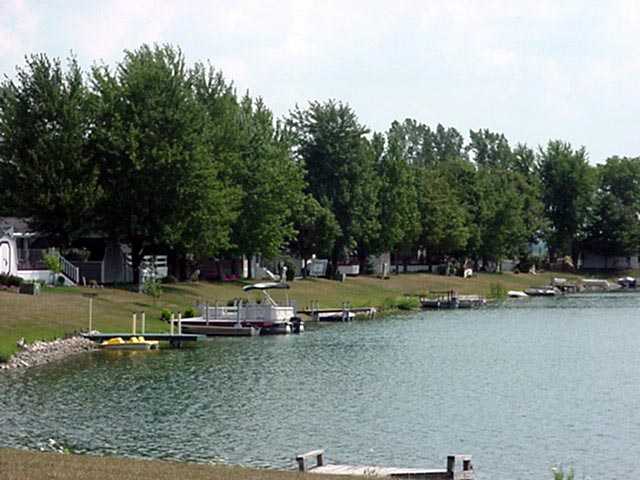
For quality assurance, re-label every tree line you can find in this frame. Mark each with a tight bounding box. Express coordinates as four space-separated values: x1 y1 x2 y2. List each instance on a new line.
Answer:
1 44 639 281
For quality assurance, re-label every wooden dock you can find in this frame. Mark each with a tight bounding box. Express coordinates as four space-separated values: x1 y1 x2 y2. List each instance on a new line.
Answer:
299 302 377 321
296 450 473 479
83 333 206 348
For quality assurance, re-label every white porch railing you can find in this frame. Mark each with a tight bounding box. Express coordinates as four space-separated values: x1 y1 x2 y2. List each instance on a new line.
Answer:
59 255 80 284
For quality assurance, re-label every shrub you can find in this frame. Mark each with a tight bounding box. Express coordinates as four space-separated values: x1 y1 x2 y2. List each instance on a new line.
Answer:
381 297 396 310
8 275 23 287
283 257 296 281
437 264 448 275
42 249 62 273
488 282 507 300
144 279 162 301
56 275 65 286
159 308 172 323
162 274 178 284
396 296 421 310
182 306 198 318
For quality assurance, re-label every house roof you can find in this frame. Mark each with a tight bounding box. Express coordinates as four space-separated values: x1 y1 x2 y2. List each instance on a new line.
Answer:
0 217 32 234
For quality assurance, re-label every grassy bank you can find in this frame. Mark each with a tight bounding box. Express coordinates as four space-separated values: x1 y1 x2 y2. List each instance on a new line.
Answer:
0 448 354 480
0 270 586 361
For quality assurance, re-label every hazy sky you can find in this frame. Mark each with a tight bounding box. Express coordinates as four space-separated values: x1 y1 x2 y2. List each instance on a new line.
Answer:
1 0 639 164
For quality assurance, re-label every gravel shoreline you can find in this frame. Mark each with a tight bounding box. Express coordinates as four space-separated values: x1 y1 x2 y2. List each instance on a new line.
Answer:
0 336 95 370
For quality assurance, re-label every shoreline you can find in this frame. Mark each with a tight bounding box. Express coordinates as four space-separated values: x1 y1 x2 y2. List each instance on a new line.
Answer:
0 335 95 371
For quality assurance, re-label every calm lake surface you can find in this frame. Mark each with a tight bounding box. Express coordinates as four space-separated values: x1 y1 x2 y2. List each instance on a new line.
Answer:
2 291 640 479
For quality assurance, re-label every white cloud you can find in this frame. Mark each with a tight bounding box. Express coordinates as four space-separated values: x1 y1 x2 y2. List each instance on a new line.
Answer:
0 0 41 72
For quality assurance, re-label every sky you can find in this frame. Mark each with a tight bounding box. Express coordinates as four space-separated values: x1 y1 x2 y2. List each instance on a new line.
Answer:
1 0 639 164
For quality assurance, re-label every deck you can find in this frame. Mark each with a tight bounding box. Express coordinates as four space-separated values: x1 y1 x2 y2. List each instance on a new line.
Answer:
296 450 474 479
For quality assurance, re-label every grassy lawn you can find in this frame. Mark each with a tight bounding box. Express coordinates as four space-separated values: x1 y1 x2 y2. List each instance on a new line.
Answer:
0 448 355 480
0 270 588 362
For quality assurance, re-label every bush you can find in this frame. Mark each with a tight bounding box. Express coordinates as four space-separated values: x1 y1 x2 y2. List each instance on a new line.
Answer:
159 308 172 323
182 306 198 318
283 257 296 281
56 275 65 286
161 275 178 284
8 275 23 287
437 264 448 275
42 249 62 273
144 279 162 301
488 282 507 300
396 296 421 310
381 296 421 311
62 247 90 262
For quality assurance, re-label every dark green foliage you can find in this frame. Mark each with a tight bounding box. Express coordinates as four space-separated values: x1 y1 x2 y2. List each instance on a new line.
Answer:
287 100 380 268
226 95 305 267
282 257 297 281
0 274 23 287
0 54 99 245
90 44 238 282
583 156 640 258
161 275 178 284
537 140 595 262
182 307 198 318
290 194 340 269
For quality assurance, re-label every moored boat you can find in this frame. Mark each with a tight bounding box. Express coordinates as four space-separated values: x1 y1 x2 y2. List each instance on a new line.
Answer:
523 286 560 296
178 282 304 336
508 290 528 298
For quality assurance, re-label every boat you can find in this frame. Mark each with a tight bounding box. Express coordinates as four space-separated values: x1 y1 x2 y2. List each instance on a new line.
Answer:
523 286 560 296
420 291 486 309
177 282 304 336
99 336 159 350
508 290 528 298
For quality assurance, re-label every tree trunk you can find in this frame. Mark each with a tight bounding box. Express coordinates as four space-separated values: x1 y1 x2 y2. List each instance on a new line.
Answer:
131 239 144 286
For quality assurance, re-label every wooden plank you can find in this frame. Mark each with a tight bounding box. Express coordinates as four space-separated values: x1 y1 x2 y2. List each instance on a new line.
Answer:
312 464 449 478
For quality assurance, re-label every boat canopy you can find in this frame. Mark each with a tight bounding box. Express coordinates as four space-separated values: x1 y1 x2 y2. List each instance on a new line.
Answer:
242 282 290 291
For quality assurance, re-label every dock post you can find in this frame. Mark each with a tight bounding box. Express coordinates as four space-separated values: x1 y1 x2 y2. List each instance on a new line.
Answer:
178 313 182 335
132 312 136 335
141 311 145 334
170 314 175 335
296 449 325 472
205 301 209 326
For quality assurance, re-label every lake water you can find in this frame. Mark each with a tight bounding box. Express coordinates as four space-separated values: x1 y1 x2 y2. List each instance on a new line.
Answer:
1 291 639 479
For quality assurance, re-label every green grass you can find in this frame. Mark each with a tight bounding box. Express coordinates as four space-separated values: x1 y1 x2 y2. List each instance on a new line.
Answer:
0 270 592 362
0 448 355 480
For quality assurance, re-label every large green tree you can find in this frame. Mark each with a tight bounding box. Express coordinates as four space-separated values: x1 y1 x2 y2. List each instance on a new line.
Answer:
289 194 340 276
537 140 595 262
378 127 421 270
287 100 380 271
90 44 237 283
226 95 305 275
0 54 99 244
583 156 640 260
415 168 469 269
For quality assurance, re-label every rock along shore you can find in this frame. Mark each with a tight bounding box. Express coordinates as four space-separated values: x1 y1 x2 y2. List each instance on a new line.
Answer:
0 336 95 371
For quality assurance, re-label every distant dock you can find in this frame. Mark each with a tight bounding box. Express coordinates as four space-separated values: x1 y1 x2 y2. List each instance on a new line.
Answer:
296 450 474 479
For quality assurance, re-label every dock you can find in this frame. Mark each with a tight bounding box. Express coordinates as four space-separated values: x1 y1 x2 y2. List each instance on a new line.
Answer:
299 302 377 321
83 333 206 348
296 450 473 479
